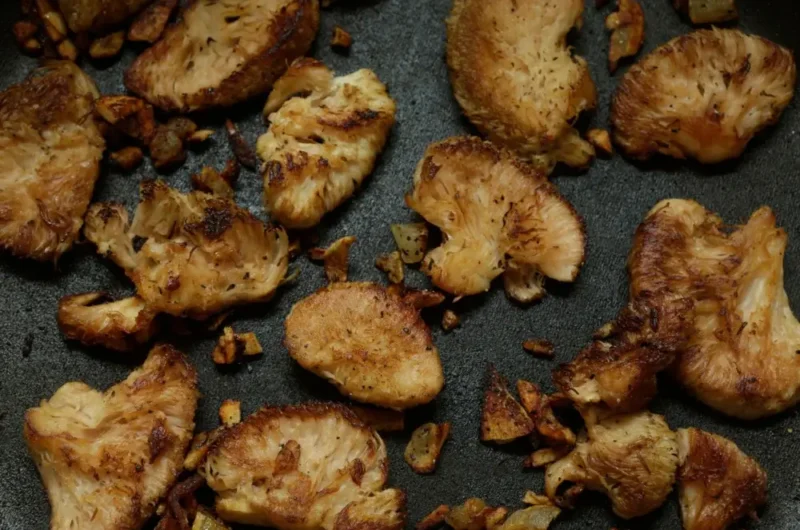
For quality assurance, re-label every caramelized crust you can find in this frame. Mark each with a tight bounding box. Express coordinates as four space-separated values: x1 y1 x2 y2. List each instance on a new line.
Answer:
58 0 154 32
612 29 796 163
0 62 104 261
677 428 767 530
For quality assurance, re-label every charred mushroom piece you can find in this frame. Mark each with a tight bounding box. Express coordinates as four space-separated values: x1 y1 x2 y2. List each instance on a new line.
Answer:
416 505 450 530
125 0 320 112
611 29 796 163
212 326 262 365
58 292 158 351
406 137 585 300
199 403 407 530
481 365 534 443
24 345 198 530
110 146 145 172
285 282 444 410
89 31 125 59
677 428 767 530
446 0 596 167
331 25 352 50
0 62 104 261
545 410 678 519
84 181 289 319
630 199 800 419
258 59 396 229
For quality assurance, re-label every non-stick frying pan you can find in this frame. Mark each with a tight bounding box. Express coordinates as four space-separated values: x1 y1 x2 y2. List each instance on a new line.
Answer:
1 0 799 528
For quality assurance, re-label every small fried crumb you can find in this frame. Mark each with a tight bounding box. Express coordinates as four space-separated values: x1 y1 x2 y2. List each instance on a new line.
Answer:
218 399 242 427
522 339 555 358
309 236 357 283
88 31 125 59
225 119 257 170
149 127 186 169
376 251 404 284
110 146 144 171
56 39 78 61
331 25 352 50
192 166 234 198
485 507 508 530
416 505 450 530
587 129 613 156
13 20 38 45
187 129 214 144
212 326 262 365
442 309 460 331
404 422 451 474
523 448 567 468
522 491 552 506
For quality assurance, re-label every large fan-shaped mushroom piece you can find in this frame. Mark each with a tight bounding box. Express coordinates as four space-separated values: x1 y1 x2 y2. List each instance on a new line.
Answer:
199 402 406 530
24 345 198 530
125 0 320 112
446 0 596 167
257 59 396 229
0 61 104 262
631 199 800 419
544 410 678 519
612 29 796 163
284 282 444 410
58 0 154 32
83 181 289 319
406 136 585 301
677 428 767 530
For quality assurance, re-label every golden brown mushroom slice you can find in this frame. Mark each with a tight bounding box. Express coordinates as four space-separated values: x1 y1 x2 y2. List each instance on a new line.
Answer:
84 180 289 319
673 0 738 25
611 29 796 163
406 136 585 301
24 344 198 530
199 402 407 530
258 59 396 229
630 199 800 419
446 0 596 167
481 366 534 444
285 282 444 410
57 0 154 32
545 410 678 519
57 292 158 352
0 61 104 261
125 0 320 112
677 428 767 530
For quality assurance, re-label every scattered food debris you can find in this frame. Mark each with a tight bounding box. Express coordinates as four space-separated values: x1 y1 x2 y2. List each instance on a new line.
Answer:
606 0 645 72
481 365 534 443
405 422 451 474
89 31 125 59
416 505 450 530
110 146 144 171
128 0 178 43
225 119 257 170
522 339 554 359
218 399 242 428
391 223 429 264
442 309 460 331
376 251 404 284
309 236 357 283
212 327 263 365
331 25 352 50
586 129 613 156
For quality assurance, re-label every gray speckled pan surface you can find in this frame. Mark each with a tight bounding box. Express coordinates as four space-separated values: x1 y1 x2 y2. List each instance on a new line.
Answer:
1 0 800 528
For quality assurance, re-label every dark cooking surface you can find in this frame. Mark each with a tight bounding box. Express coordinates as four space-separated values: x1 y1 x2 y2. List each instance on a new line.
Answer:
1 0 800 528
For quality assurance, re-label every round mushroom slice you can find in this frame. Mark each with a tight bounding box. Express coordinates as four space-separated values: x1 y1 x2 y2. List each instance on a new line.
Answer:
284 282 444 410
630 199 800 419
125 0 320 112
446 0 596 167
405 136 585 301
611 29 796 163
199 402 406 530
